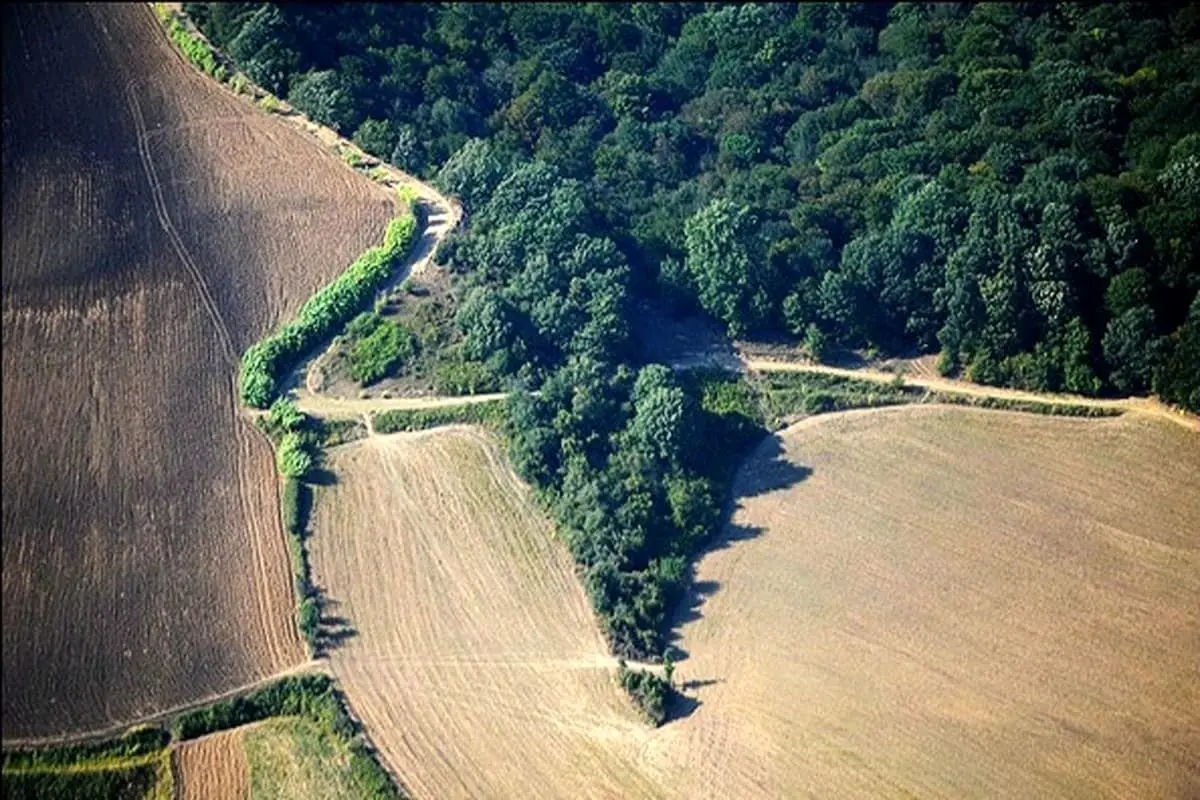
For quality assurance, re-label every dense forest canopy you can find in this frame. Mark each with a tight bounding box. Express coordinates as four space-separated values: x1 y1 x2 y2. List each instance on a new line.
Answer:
191 1 1199 410
190 2 1200 659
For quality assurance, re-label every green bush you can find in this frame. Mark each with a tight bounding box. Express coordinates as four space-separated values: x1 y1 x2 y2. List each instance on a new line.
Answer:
1 762 163 800
239 205 418 408
431 359 499 395
276 433 314 479
372 400 505 434
268 398 306 434
298 597 320 645
618 662 672 727
349 318 419 385
2 729 167 772
171 674 350 742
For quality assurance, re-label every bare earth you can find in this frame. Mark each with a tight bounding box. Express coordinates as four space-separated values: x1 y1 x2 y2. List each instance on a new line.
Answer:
173 727 249 800
2 3 389 741
308 428 666 799
660 406 1200 799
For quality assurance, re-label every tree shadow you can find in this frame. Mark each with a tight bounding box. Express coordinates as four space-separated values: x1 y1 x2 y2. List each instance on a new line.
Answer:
732 436 813 501
312 593 357 656
666 691 701 722
665 433 813 664
307 467 338 487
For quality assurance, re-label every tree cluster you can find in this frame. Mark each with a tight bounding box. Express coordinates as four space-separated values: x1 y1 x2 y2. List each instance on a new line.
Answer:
194 2 1199 410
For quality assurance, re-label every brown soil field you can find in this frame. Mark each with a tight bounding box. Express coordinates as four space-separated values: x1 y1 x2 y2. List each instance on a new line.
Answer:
173 727 249 800
310 411 1198 799
2 3 390 741
660 406 1200 798
308 428 665 799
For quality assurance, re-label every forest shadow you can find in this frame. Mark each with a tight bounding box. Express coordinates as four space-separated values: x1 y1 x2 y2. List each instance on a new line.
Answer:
665 434 813 664
732 436 813 501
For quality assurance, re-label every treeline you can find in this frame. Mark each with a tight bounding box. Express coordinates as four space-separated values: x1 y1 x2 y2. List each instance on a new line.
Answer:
190 2 1199 411
258 399 321 650
240 200 418 409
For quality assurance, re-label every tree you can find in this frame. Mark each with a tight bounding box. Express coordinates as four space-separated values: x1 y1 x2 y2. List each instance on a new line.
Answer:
683 198 775 337
436 138 509 211
276 434 313 479
1103 305 1161 393
288 69 359 133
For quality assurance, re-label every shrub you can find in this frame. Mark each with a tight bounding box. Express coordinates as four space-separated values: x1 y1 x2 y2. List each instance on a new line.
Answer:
276 434 313 479
267 398 306 433
238 201 418 408
298 597 320 645
372 400 505 434
349 319 419 385
618 662 672 726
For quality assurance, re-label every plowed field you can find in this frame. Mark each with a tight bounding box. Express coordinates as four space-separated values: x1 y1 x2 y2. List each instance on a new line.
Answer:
310 411 1198 799
308 428 664 799
2 3 390 741
173 728 249 800
663 406 1200 798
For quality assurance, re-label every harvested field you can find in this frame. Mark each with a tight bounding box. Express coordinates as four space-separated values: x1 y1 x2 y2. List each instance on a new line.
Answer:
173 728 248 800
660 406 1200 798
2 3 390 740
308 428 664 799
309 410 1198 798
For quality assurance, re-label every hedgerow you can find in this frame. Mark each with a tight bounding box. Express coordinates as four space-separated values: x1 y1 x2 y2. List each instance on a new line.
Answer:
371 399 506 434
239 204 418 409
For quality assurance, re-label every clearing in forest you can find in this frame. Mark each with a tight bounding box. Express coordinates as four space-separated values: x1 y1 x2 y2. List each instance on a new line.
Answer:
2 3 390 741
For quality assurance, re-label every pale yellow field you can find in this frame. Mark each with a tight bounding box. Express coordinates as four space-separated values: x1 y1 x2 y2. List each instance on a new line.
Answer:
664 406 1200 799
308 428 664 799
309 411 1200 799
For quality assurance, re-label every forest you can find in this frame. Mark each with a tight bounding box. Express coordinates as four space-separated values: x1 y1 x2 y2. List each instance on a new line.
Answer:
191 1 1198 408
189 2 1200 659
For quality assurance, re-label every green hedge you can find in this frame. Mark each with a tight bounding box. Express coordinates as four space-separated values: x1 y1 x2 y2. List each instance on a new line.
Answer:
171 675 350 742
2 729 167 773
240 209 418 409
1 762 163 800
371 400 505 434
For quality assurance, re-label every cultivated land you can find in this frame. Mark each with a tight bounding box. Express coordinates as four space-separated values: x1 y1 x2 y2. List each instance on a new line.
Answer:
660 406 1200 799
308 407 1198 799
1 3 390 741
172 727 248 800
308 428 665 799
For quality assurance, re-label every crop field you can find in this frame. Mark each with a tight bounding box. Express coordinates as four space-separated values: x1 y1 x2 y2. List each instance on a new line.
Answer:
660 406 1200 798
172 728 247 800
308 411 1198 799
308 428 667 799
2 3 390 741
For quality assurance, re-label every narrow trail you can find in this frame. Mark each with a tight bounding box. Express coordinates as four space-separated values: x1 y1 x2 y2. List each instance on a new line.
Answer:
294 353 1199 433
122 76 237 368
1 660 324 751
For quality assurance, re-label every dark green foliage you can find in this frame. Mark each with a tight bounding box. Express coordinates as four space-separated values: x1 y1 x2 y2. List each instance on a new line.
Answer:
372 399 506 434
347 314 420 385
1 763 161 800
239 210 418 409
171 674 350 741
202 1 1196 401
281 477 311 537
617 661 671 726
2 729 167 772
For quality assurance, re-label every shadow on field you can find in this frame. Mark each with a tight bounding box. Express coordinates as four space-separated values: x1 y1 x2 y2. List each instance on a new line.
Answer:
666 434 813 666
308 467 338 487
733 436 812 500
313 594 357 656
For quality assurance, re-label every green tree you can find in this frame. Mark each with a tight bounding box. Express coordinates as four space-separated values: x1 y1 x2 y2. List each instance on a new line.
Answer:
683 198 775 337
276 433 313 479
